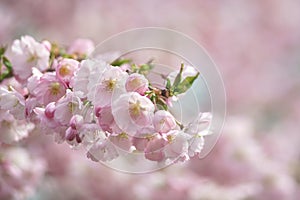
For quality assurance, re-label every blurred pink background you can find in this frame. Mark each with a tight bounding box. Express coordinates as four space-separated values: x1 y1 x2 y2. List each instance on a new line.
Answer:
1 0 300 199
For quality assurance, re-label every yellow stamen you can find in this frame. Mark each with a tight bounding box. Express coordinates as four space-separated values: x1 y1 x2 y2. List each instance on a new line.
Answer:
129 101 141 117
59 65 70 76
49 82 61 95
104 79 117 91
27 54 38 63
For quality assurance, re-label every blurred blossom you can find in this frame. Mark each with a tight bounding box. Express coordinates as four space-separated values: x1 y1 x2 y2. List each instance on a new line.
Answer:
0 146 46 200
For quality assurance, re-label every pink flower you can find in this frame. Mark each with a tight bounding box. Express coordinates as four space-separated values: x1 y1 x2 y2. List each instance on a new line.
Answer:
185 112 212 136
144 135 167 162
132 127 156 151
10 35 50 83
34 103 58 130
56 58 79 86
125 73 149 95
188 135 205 157
65 115 84 145
90 66 128 107
0 87 25 120
54 90 82 125
31 72 66 105
0 147 45 200
33 104 65 142
73 59 109 98
87 139 119 162
153 110 177 134
184 112 212 157
0 111 34 144
109 133 132 152
95 106 114 132
67 38 95 56
163 130 190 163
112 92 155 134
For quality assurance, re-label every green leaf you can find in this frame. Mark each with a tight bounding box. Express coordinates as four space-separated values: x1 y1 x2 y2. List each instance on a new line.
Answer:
166 78 171 90
0 46 6 57
111 58 132 66
174 72 199 95
0 56 13 82
138 63 153 75
2 56 12 70
172 63 184 88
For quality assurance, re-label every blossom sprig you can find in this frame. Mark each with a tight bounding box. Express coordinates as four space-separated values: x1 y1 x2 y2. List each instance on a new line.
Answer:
0 35 212 165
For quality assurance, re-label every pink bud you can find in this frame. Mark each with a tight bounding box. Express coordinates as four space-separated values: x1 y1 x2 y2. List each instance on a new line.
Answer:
69 115 84 130
65 127 76 141
153 110 177 133
125 73 149 95
45 102 56 119
42 40 52 52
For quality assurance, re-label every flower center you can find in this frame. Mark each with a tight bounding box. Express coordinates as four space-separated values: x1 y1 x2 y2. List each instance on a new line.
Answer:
49 82 61 95
27 54 38 63
129 101 142 117
104 78 117 92
59 65 71 76
167 134 175 143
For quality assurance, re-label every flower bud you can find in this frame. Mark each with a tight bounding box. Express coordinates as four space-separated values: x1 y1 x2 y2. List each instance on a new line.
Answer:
44 102 56 119
125 73 149 95
69 114 84 130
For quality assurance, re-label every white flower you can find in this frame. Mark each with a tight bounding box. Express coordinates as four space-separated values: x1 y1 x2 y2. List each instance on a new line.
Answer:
73 59 109 98
89 66 128 107
0 111 34 144
164 130 191 162
112 92 155 134
185 112 212 136
10 35 50 82
184 112 212 157
87 138 119 162
0 87 25 120
188 135 205 157
54 90 83 125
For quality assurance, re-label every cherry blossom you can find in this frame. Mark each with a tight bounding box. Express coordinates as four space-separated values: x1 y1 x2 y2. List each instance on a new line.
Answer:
91 66 128 107
112 92 155 134
30 72 66 105
10 35 50 83
56 58 79 86
153 110 177 134
125 73 149 95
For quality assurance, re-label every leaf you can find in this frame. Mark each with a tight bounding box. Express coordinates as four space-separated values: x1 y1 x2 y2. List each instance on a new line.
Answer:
166 78 171 90
0 56 13 82
174 73 199 95
2 56 12 70
138 63 153 75
0 46 6 57
172 63 184 88
111 58 132 66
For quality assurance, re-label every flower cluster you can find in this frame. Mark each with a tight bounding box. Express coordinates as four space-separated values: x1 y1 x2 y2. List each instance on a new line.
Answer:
0 35 212 164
